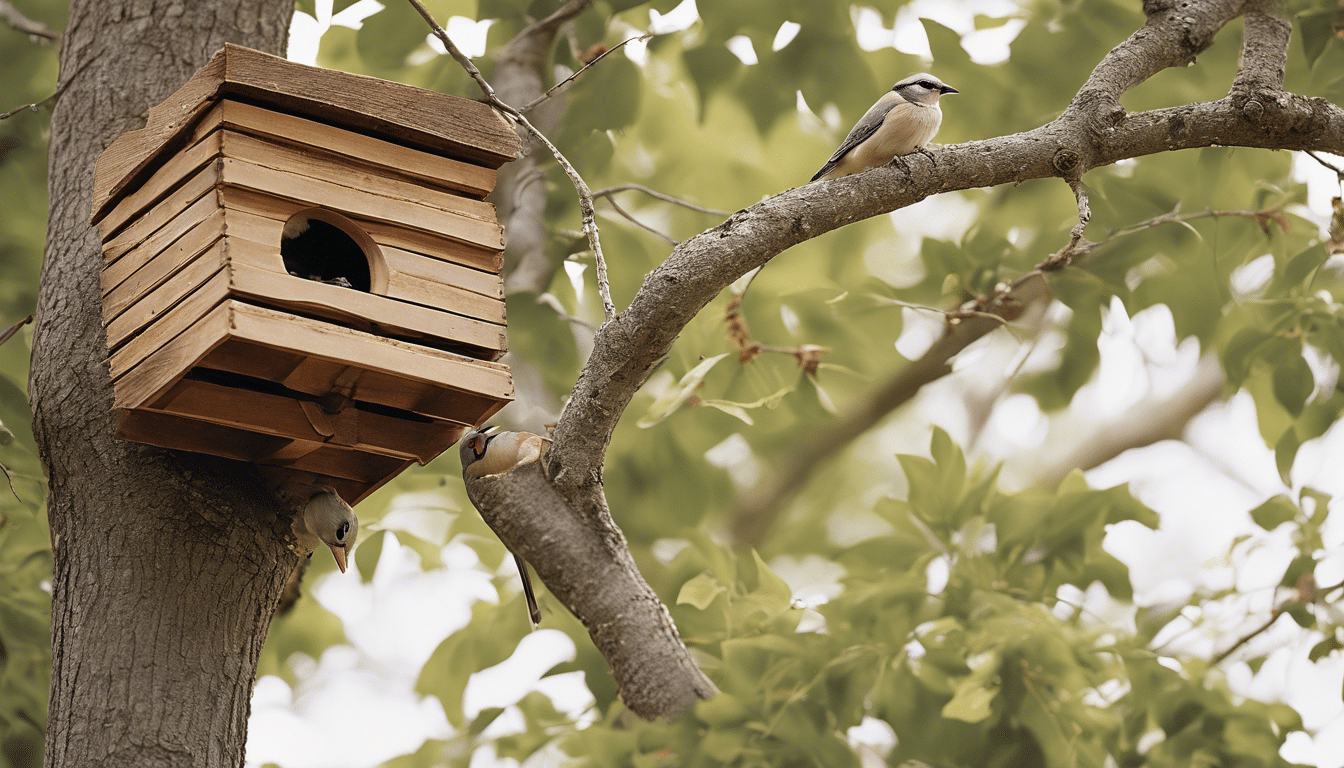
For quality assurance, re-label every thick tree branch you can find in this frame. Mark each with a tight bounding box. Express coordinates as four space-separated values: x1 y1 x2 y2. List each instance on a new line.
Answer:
548 90 1344 500
466 461 718 719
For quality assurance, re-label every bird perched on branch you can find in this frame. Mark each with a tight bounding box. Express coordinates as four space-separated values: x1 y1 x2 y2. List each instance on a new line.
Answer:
460 428 548 627
294 486 359 573
811 73 958 182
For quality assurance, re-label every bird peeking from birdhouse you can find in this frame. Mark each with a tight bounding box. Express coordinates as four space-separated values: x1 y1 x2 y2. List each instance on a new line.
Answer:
281 214 372 291
294 486 359 573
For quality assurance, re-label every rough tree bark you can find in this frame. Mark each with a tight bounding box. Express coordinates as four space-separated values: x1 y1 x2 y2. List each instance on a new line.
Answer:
463 0 1344 718
31 1 293 766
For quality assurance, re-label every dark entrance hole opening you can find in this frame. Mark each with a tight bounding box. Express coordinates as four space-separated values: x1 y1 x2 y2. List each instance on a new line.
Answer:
281 214 373 292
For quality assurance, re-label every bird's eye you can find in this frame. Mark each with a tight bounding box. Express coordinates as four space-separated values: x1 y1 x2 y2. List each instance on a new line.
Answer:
335 522 350 543
920 81 936 89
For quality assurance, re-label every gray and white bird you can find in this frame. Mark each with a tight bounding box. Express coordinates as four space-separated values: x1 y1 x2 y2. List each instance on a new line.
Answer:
460 428 547 627
294 486 359 573
811 73 958 182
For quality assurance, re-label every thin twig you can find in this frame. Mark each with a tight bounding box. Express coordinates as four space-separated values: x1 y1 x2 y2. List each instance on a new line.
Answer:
602 195 678 245
593 184 731 216
405 0 616 321
0 0 58 42
520 33 651 114
0 462 19 503
1211 610 1283 665
0 91 56 120
1306 150 1344 181
0 315 32 348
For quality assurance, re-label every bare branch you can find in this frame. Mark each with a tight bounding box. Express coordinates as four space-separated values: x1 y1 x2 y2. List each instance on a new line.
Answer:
520 33 651 114
0 0 58 42
1033 354 1227 489
594 184 731 216
730 274 1052 548
729 202 1287 547
0 90 57 120
1231 2 1292 100
1306 150 1344 180
601 194 678 245
466 460 718 718
405 0 616 321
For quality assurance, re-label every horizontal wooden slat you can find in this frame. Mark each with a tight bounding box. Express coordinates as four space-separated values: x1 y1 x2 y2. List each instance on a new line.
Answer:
99 131 223 241
102 161 220 275
219 186 502 274
193 99 497 198
106 238 227 350
225 302 511 400
219 158 504 252
218 129 498 223
114 408 414 485
196 345 501 426
104 210 225 321
228 262 506 352
92 44 517 222
111 287 232 404
152 378 465 463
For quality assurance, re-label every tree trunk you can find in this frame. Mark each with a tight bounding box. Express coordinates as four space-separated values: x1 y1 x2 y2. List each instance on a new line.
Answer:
32 1 293 765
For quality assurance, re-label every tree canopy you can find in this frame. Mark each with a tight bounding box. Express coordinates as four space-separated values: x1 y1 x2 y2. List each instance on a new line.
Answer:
4 0 1344 766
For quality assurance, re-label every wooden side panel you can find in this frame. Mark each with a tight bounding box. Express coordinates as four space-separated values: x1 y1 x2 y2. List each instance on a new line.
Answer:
194 99 497 198
105 240 227 350
111 288 233 404
104 210 225 320
102 161 220 279
98 131 223 240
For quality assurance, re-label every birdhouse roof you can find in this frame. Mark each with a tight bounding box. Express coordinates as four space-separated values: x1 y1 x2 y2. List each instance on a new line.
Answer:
91 43 521 224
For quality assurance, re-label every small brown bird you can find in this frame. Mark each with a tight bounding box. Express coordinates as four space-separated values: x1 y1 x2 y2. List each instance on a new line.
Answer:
294 487 359 573
812 73 957 182
460 428 547 627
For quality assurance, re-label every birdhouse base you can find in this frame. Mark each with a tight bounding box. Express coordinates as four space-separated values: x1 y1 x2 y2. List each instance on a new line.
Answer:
111 298 510 501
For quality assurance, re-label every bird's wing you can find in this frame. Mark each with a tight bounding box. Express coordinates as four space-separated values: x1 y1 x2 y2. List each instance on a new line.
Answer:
811 93 901 182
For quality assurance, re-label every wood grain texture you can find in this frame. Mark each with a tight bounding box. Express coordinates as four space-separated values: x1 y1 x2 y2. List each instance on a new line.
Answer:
220 187 504 273
91 43 518 222
151 378 463 463
198 103 498 200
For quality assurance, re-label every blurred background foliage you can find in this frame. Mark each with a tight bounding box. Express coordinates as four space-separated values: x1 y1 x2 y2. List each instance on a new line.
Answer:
4 0 1344 766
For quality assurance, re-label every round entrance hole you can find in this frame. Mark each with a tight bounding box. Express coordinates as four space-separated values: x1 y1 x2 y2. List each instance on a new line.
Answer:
280 209 385 293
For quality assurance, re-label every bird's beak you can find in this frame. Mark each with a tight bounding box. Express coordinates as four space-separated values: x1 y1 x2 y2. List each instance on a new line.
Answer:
941 85 959 95
329 544 349 573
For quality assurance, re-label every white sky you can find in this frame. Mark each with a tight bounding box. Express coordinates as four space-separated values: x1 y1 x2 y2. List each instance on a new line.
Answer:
254 4 1344 767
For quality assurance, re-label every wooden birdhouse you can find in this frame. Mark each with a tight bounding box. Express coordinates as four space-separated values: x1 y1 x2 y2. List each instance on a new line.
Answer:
90 44 520 503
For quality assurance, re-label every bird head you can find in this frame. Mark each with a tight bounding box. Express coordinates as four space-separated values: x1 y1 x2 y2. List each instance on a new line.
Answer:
895 73 958 105
460 427 546 479
300 487 358 573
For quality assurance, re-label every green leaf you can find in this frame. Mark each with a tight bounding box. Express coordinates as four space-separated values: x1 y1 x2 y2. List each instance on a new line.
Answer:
1272 352 1314 416
294 0 317 18
1299 9 1339 68
677 572 726 610
356 1 429 71
1309 634 1342 662
1274 427 1300 486
355 529 386 583
638 354 730 427
1248 495 1298 531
